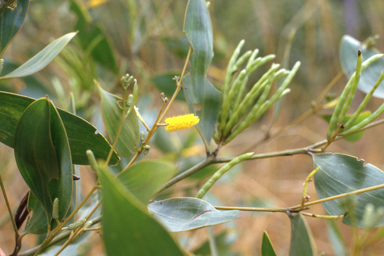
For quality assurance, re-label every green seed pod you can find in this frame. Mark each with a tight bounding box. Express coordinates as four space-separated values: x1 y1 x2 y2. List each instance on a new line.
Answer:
52 198 59 220
196 152 254 199
68 218 87 230
86 150 98 172
246 49 259 66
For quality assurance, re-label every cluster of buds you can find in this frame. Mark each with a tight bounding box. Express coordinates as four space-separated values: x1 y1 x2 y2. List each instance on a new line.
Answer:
214 40 300 144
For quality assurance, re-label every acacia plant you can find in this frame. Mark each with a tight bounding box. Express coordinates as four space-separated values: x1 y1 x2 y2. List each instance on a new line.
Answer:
2 0 384 255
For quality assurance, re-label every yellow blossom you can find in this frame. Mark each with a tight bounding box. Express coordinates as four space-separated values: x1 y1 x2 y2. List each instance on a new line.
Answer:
165 114 199 132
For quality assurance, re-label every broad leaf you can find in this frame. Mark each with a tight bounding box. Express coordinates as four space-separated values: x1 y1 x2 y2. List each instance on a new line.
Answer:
1 32 77 80
0 91 119 165
98 85 139 158
14 97 72 230
99 166 185 256
340 35 384 98
183 0 222 150
0 0 29 58
320 111 371 141
261 231 277 256
313 153 384 227
148 197 240 232
117 159 177 204
289 214 317 256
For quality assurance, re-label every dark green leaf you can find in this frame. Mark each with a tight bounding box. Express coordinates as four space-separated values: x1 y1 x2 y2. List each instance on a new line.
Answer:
161 36 190 59
148 198 240 232
0 32 77 80
151 72 185 101
320 111 371 141
14 97 72 230
70 0 118 74
340 35 384 98
183 0 222 150
0 91 119 165
313 153 384 227
99 166 185 256
98 85 140 158
289 214 317 256
0 0 29 58
193 230 239 256
117 159 177 204
261 231 277 256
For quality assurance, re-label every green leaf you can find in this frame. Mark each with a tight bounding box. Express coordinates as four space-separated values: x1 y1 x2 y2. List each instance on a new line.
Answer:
289 214 317 256
193 230 238 256
161 36 190 59
261 231 277 256
320 110 371 141
99 166 185 256
70 0 118 74
340 35 384 98
0 32 77 80
148 198 240 232
0 91 119 165
98 85 140 158
24 193 49 234
14 97 72 230
183 0 222 150
0 0 29 58
117 159 177 204
151 72 185 101
313 153 384 227
327 220 348 256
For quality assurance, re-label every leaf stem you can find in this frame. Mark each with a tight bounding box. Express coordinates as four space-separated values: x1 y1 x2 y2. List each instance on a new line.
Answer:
289 183 384 210
0 175 18 236
33 181 100 256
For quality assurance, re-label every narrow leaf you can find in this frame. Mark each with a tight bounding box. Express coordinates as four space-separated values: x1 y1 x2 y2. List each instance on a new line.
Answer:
320 111 371 142
183 0 222 150
98 85 140 158
0 0 29 58
327 220 348 256
99 166 185 256
117 159 177 204
261 231 277 256
0 32 77 80
313 153 384 227
148 197 240 232
340 35 384 98
289 214 317 256
0 91 119 165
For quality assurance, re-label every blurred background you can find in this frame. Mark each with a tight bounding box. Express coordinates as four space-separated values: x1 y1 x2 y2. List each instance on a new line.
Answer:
2 0 384 255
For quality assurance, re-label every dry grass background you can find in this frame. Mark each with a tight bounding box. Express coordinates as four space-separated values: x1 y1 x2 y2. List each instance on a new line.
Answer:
2 0 384 255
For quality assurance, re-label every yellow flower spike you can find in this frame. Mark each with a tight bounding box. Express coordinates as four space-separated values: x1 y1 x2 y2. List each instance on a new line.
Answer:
165 114 199 132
